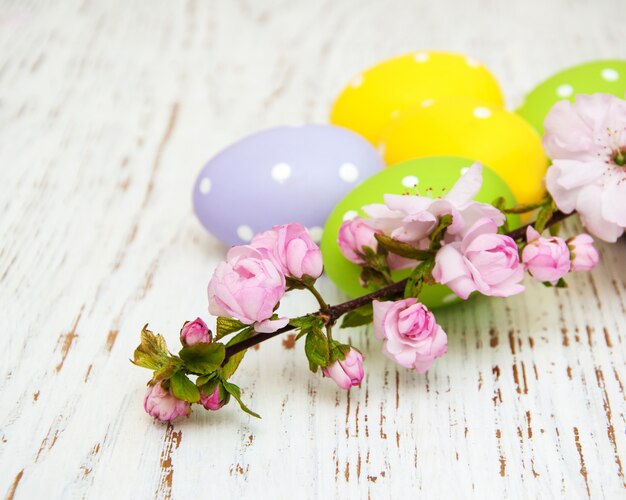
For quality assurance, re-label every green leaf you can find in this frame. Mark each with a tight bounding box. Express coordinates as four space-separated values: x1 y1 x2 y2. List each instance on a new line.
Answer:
221 380 261 418
340 304 373 328
196 371 218 387
221 328 254 380
549 223 561 236
329 341 351 363
179 343 225 374
374 234 432 261
216 317 246 340
304 326 330 372
131 324 170 370
428 214 453 247
404 258 435 298
534 199 556 233
198 376 220 397
150 364 177 384
170 371 200 403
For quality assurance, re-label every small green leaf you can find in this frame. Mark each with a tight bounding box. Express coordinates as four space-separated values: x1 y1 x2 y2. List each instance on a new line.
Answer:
198 377 220 397
404 258 435 298
340 304 373 328
216 317 246 340
428 214 453 247
329 341 351 363
196 371 218 387
221 328 254 380
170 371 200 403
221 380 260 418
131 324 170 369
534 198 556 233
304 326 330 372
150 364 177 384
374 234 432 261
179 343 226 374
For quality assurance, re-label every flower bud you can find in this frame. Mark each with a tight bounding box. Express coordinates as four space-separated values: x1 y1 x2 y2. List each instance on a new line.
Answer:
144 382 190 422
522 226 570 285
200 386 229 411
567 234 599 271
180 317 212 346
337 217 381 264
323 348 364 390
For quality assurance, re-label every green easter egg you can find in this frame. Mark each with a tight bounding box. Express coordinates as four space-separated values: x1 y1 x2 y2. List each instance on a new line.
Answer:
321 157 520 309
517 60 626 135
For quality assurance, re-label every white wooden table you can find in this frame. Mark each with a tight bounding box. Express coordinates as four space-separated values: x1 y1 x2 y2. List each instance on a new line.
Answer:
1 1 625 498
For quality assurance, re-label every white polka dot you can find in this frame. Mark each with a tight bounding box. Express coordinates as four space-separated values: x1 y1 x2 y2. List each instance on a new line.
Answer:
473 107 492 119
391 109 400 119
350 74 364 88
414 52 429 63
460 167 470 175
421 98 435 107
339 162 359 182
199 177 211 194
237 225 254 242
271 162 291 184
402 175 419 188
442 293 459 304
377 143 386 155
465 57 481 68
556 84 573 98
601 68 619 81
343 210 359 221
308 226 323 243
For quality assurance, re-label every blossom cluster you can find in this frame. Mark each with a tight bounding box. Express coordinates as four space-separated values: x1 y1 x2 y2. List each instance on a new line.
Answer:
133 93 622 424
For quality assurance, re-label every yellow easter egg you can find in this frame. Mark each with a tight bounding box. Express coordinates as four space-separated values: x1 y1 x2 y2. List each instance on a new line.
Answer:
330 51 504 144
379 97 549 205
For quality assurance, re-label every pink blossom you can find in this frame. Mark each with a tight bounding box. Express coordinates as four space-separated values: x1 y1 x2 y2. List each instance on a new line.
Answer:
251 223 323 279
543 94 626 242
208 245 285 327
144 382 190 422
432 218 525 299
521 227 571 285
373 298 447 373
337 217 382 264
180 317 212 346
200 387 227 411
568 234 600 271
322 348 364 389
362 163 505 269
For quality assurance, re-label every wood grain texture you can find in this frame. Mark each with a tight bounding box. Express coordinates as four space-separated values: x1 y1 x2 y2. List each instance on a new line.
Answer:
0 0 625 498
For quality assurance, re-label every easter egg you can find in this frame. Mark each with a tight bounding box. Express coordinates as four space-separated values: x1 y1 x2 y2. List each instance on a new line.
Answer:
330 51 504 144
321 157 519 309
517 59 626 135
193 125 384 246
378 97 548 205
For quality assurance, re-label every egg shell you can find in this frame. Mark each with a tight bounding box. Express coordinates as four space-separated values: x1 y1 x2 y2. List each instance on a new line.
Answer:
193 125 385 246
330 51 504 144
321 157 519 309
517 59 626 135
378 97 548 205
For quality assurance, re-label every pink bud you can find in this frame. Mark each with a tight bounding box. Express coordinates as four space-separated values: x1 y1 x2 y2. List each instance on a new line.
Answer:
568 234 599 271
251 223 323 279
180 317 212 346
323 348 364 390
522 226 570 285
144 382 190 422
200 387 227 411
337 217 381 264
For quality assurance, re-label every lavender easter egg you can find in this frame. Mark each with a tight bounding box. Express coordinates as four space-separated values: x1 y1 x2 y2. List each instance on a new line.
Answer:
193 125 385 246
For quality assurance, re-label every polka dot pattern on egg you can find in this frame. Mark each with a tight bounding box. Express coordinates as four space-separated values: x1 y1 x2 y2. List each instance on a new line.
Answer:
556 84 574 98
473 107 492 119
308 226 323 243
402 175 419 188
199 177 211 194
601 68 619 81
271 162 292 184
343 210 359 221
414 52 429 63
339 162 359 182
237 225 254 242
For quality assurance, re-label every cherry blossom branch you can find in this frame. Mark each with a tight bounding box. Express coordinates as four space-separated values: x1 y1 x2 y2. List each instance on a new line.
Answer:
222 210 574 362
